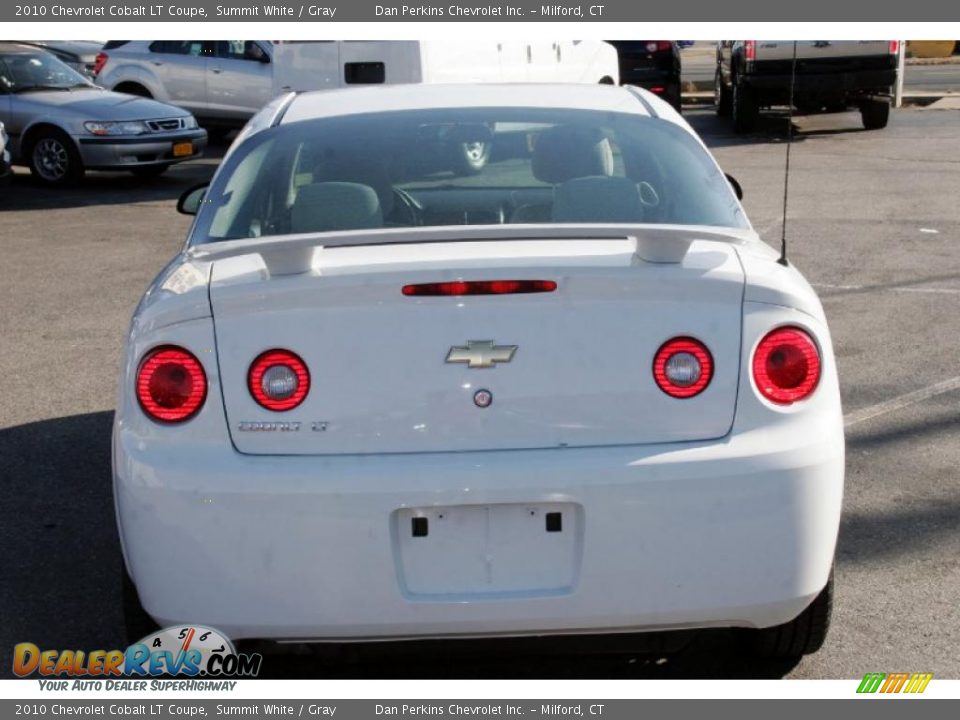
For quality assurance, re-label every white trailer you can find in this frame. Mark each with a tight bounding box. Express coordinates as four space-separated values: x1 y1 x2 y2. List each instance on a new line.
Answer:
271 40 619 95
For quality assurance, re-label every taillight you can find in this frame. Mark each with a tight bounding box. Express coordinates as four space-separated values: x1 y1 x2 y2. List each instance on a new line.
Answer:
402 280 557 297
248 349 310 411
752 327 821 405
653 337 713 398
889 40 899 55
93 52 108 76
136 346 207 423
644 41 672 53
744 40 756 62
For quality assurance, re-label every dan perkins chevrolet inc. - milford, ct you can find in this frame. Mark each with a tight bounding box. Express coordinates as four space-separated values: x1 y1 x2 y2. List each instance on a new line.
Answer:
374 5 602 17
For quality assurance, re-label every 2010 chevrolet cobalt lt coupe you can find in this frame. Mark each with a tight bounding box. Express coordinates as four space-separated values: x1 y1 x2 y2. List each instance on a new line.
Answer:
114 84 843 660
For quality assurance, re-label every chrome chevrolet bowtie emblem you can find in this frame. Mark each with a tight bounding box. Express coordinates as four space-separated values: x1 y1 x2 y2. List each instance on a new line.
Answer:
446 340 517 369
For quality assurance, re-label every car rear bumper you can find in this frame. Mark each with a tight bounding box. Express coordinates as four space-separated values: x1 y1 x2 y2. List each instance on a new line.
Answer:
114 411 844 642
743 69 896 99
77 129 207 169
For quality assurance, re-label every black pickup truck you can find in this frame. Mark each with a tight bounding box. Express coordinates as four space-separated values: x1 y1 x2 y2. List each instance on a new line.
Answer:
715 40 899 132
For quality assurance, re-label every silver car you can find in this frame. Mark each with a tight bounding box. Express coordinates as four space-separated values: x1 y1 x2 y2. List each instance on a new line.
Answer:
0 43 207 185
21 41 104 78
95 41 273 141
0 121 12 185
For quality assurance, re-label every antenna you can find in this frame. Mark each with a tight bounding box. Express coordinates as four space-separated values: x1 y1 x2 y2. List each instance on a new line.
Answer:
778 40 798 266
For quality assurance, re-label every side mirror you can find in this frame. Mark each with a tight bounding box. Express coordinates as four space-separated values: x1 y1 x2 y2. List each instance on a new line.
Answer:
177 183 208 215
725 173 743 201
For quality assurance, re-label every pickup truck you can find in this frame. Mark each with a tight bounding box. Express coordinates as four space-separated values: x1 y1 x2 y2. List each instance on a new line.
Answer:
715 41 899 132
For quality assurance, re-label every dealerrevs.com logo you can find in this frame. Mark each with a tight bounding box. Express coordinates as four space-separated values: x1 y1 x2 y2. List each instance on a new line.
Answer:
13 625 262 680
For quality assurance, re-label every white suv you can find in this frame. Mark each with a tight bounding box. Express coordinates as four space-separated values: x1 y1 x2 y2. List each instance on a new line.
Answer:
95 41 273 139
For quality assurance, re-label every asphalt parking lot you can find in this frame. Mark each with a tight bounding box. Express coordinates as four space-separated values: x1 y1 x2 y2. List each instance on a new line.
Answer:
1 104 958 680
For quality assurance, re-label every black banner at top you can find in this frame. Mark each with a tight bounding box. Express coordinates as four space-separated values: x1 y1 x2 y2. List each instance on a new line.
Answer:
3 0 959 22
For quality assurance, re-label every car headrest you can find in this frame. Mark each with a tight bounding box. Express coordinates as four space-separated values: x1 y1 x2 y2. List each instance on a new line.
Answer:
310 154 395 217
532 126 614 184
552 176 645 224
291 182 383 234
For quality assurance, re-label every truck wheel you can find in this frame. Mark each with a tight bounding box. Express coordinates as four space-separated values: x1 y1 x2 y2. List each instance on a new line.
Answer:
715 70 731 117
860 99 890 130
732 81 759 133
749 571 833 659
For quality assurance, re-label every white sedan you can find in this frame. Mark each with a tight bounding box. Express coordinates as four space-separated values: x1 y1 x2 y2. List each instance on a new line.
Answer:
114 84 843 660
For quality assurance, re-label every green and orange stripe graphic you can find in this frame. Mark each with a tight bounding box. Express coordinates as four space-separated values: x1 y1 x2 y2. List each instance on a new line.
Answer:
857 672 933 694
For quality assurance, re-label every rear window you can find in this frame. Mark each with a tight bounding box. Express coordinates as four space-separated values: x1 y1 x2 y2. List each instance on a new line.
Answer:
191 107 747 244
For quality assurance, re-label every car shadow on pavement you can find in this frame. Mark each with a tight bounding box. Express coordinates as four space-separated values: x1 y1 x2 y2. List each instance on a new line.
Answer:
0 411 798 680
0 410 127 677
688 108 873 149
0 143 226 212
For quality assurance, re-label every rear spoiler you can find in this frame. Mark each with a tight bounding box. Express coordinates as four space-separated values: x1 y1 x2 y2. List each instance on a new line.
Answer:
187 224 756 277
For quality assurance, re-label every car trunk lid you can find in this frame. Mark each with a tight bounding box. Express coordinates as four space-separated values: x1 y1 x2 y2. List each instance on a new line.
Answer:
209 236 745 455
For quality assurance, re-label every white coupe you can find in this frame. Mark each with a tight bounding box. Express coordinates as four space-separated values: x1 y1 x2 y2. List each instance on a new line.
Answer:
114 84 844 660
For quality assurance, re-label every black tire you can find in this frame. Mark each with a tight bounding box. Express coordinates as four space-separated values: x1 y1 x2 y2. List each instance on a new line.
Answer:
667 83 682 114
750 571 833 659
451 140 491 176
122 565 160 646
27 129 84 186
114 83 151 98
715 69 732 117
860 99 890 130
205 126 235 145
130 164 171 179
732 80 759 133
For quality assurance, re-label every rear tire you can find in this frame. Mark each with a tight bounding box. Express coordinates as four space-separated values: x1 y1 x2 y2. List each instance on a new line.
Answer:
113 83 152 98
27 129 84 186
860 99 890 130
666 83 682 114
732 80 759 133
749 571 833 659
715 70 732 117
205 126 235 145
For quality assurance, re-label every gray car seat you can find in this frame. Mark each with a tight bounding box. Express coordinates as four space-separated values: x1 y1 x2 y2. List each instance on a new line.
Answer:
290 182 383 234
511 126 616 224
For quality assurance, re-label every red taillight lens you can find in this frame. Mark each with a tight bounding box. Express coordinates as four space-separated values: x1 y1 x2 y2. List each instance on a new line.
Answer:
650 86 666 93
136 346 207 423
643 41 672 53
93 52 108 76
248 349 310 411
653 337 714 398
752 327 821 405
744 40 756 61
889 40 899 55
402 280 557 297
